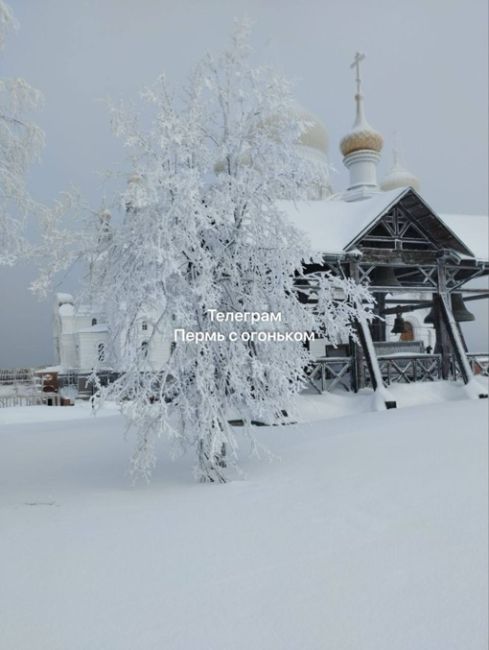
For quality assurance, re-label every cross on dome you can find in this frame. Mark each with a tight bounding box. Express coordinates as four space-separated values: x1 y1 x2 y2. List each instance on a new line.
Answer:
340 52 384 197
340 51 383 159
350 51 365 98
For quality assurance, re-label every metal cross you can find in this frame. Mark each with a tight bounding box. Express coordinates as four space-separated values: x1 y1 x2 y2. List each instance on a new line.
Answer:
350 52 365 95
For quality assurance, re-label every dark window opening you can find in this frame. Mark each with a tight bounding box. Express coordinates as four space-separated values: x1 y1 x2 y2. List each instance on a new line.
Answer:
98 342 105 362
368 224 391 238
141 341 149 358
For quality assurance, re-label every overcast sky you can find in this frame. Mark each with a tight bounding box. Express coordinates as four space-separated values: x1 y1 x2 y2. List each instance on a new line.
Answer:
1 0 488 368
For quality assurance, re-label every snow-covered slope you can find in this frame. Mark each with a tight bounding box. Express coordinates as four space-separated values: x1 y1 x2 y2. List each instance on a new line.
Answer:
0 399 487 650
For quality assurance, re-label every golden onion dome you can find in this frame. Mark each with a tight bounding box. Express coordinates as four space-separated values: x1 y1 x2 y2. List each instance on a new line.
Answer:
214 103 329 174
256 103 329 154
340 94 383 156
291 104 329 153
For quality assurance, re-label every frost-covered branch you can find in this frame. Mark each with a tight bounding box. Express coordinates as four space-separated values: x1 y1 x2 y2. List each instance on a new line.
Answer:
44 20 374 483
0 1 47 266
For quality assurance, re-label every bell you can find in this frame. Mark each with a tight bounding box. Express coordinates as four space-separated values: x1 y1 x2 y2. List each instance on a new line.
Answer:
369 267 401 288
451 293 475 322
424 294 475 324
391 312 407 334
424 304 435 324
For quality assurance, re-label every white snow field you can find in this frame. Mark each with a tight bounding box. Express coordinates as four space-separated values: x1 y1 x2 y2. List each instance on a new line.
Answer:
0 386 487 650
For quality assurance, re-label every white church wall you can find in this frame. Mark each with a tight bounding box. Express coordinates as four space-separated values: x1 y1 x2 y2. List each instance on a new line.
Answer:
135 318 173 369
59 333 79 368
76 331 110 372
54 297 110 370
54 309 174 373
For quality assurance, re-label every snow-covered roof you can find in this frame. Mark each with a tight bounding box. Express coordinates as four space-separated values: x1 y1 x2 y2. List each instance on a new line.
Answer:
277 188 406 254
439 214 489 262
59 303 75 316
278 189 487 261
56 292 73 306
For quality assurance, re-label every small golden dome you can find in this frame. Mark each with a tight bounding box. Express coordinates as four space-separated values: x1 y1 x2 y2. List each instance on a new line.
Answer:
340 84 383 158
293 105 329 153
257 104 329 153
340 127 383 156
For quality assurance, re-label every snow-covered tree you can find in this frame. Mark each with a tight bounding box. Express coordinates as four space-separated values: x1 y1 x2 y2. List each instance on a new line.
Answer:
0 0 44 265
42 21 374 482
81 22 372 482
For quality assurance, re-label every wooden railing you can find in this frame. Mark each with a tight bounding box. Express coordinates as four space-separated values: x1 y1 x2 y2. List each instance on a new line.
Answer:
307 353 444 393
0 393 61 408
0 368 38 386
58 371 119 399
374 354 442 385
306 357 352 394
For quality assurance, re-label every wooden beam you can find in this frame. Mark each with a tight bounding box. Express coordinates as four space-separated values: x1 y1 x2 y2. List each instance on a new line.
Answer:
433 290 452 380
348 260 363 393
355 319 378 391
354 316 397 409
369 286 437 294
385 293 489 304
436 261 476 386
371 292 386 341
385 298 433 304
383 302 431 316
359 249 439 265
462 293 489 302
438 292 472 385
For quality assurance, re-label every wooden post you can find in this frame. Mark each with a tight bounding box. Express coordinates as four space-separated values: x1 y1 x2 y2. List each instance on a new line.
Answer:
349 260 364 392
435 261 453 379
433 293 451 379
436 260 474 385
456 322 469 353
355 319 377 391
439 295 472 385
348 259 396 408
355 314 397 409
371 292 386 342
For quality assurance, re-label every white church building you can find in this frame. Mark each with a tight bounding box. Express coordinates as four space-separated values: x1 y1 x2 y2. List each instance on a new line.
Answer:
53 294 171 373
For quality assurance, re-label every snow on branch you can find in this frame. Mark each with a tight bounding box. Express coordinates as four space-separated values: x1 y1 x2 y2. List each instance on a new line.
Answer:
43 20 374 483
0 2 48 266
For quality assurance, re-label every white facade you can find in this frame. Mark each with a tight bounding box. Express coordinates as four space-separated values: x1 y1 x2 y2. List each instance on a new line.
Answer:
53 293 171 372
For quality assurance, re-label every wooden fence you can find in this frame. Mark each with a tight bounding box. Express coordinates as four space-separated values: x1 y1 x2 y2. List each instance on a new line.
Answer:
307 349 489 394
0 393 61 408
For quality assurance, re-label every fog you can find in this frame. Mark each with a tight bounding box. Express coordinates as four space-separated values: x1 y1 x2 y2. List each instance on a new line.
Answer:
1 0 487 367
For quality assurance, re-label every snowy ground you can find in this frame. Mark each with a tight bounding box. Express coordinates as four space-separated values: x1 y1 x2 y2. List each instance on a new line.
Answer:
0 384 487 650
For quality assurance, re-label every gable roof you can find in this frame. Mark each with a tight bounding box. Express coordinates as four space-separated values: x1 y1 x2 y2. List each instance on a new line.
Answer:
439 213 489 262
277 189 405 255
278 188 479 258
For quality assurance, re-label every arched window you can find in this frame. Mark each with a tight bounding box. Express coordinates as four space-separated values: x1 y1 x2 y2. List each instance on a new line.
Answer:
98 342 105 362
92 318 97 326
141 341 149 358
142 321 148 331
